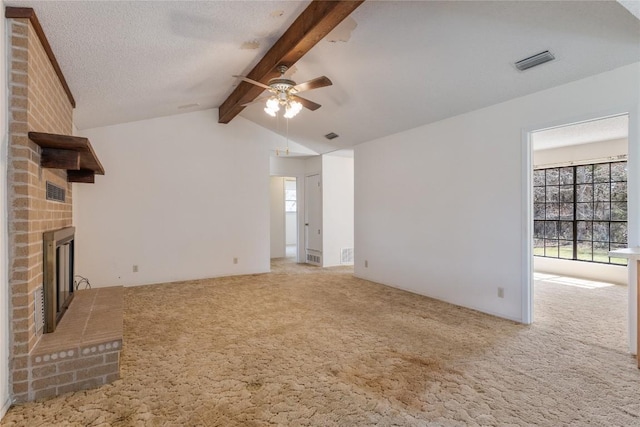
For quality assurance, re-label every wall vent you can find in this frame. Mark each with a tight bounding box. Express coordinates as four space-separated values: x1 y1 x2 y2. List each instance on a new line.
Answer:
46 181 66 202
34 286 44 334
514 50 555 71
324 132 339 140
306 250 322 266
341 248 354 265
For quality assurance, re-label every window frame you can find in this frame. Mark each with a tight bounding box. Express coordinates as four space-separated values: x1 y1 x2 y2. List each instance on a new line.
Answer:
533 161 627 266
284 179 297 213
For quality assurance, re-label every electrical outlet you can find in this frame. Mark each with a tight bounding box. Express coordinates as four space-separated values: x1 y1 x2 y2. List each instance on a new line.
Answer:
233 257 238 264
364 260 368 268
133 265 138 273
498 287 504 298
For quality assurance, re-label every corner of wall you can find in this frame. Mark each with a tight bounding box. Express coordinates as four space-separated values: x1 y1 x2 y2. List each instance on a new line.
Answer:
1 1 13 417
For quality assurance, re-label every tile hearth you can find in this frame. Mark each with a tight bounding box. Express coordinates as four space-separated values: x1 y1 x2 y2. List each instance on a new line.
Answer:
27 287 123 400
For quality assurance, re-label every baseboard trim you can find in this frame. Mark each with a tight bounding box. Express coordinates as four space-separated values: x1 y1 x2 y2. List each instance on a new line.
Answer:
0 396 11 420
352 273 524 324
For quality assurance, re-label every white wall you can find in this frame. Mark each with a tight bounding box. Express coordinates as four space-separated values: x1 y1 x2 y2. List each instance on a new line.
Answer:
534 257 627 286
305 156 321 175
533 138 628 285
322 154 354 267
269 156 307 177
355 63 640 324
270 177 285 258
1 5 12 417
75 109 279 287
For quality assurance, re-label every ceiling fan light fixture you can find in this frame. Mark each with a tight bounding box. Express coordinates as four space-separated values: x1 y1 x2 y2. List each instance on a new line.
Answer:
264 96 280 116
236 65 331 119
283 100 303 119
266 97 280 110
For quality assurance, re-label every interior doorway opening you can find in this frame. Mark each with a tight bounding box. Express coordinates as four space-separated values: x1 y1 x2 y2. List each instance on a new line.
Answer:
270 176 298 262
527 113 630 352
284 177 298 259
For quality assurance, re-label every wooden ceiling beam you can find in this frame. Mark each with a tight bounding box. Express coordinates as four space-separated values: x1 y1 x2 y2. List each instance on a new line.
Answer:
218 0 364 124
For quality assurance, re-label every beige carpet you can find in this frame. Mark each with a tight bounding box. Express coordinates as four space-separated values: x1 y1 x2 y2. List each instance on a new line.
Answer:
2 259 638 426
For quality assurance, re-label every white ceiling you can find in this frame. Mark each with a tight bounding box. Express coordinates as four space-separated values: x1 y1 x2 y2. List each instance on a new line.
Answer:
6 1 640 155
531 114 629 151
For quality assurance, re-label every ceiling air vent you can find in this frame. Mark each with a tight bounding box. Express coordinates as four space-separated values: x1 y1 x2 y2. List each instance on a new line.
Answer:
324 132 339 140
514 50 555 71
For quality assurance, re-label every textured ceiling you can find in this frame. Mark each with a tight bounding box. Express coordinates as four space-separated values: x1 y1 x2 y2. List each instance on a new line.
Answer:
6 0 311 129
5 1 640 155
532 115 629 151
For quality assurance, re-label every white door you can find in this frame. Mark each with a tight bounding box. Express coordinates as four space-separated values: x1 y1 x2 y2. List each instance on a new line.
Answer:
305 174 322 253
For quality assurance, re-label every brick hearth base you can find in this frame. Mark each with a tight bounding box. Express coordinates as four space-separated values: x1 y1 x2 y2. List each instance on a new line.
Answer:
25 287 123 401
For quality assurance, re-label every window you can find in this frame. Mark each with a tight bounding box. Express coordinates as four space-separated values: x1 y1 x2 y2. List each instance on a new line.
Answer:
285 179 296 213
533 161 627 265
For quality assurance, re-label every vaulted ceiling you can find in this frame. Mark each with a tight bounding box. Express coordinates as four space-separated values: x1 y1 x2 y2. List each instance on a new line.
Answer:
6 1 640 155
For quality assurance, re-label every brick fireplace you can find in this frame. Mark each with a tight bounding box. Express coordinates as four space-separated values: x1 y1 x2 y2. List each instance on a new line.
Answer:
6 8 120 403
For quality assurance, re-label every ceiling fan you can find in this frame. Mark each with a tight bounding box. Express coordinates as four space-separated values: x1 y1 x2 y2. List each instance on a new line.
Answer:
235 65 332 118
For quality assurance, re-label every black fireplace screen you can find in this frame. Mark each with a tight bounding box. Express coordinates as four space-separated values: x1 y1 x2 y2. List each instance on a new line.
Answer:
43 226 75 333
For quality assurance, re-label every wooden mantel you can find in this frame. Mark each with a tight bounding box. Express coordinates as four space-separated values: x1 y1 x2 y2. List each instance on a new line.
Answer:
28 132 105 183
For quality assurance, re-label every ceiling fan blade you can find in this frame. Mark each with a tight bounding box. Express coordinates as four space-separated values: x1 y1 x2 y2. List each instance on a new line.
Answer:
292 76 332 93
241 95 271 107
233 75 271 90
292 95 321 111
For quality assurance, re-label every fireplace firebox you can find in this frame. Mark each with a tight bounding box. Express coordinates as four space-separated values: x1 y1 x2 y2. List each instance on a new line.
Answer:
43 226 75 333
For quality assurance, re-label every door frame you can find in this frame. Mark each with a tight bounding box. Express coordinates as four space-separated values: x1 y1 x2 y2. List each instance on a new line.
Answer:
521 108 638 353
270 174 304 263
283 177 298 258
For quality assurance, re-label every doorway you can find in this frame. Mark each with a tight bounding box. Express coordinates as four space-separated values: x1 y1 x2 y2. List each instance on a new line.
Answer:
527 114 630 351
270 176 299 261
284 178 297 259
